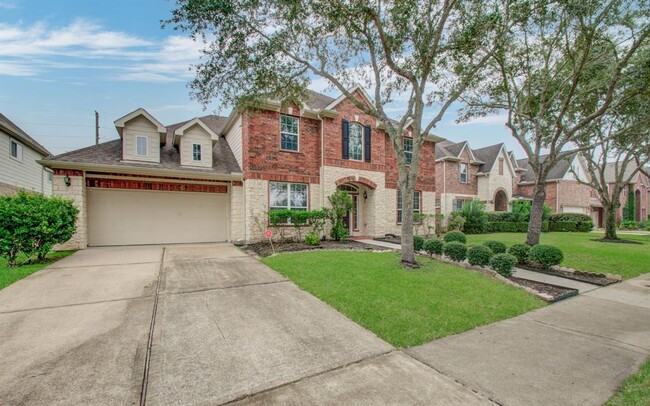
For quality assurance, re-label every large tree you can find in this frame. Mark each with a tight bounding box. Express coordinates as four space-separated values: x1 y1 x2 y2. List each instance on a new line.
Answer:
166 0 502 265
572 45 650 240
461 0 649 245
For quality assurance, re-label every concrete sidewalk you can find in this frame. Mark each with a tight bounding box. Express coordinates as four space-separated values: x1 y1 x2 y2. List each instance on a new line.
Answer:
406 273 650 406
512 267 598 293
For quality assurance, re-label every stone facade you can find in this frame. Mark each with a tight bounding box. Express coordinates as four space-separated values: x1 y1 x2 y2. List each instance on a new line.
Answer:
53 171 87 250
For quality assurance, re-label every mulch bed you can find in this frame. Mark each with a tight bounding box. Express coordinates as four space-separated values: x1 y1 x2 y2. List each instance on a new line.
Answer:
518 264 619 286
591 238 643 245
241 240 391 258
509 277 578 303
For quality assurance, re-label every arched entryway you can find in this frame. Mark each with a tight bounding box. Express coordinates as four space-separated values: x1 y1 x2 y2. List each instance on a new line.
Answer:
494 189 508 212
337 184 360 233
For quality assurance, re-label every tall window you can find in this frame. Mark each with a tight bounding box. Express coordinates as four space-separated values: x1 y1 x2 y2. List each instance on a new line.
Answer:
459 162 468 183
499 158 504 175
455 199 465 211
136 136 147 156
269 182 308 211
404 137 413 165
280 115 299 151
348 123 363 161
397 190 421 224
192 144 202 161
10 140 23 161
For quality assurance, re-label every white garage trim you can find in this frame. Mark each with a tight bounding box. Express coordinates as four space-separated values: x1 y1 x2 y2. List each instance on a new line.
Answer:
562 206 587 214
87 188 229 246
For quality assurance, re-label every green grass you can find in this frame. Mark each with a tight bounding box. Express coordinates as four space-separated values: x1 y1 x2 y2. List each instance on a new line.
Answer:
606 358 650 406
263 250 545 347
464 232 650 280
0 251 76 290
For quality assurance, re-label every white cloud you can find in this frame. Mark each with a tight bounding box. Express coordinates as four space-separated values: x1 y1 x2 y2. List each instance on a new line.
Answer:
0 1 17 9
456 114 507 126
0 60 37 76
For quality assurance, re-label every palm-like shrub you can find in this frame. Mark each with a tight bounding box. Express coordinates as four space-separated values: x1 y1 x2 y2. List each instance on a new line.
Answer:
459 200 488 234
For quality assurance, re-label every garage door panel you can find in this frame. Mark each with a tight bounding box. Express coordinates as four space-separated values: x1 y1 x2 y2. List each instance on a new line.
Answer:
88 189 227 246
562 206 586 214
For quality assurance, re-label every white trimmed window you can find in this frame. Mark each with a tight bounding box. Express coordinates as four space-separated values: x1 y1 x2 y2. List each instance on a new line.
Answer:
192 143 202 161
136 136 148 156
269 182 308 211
404 137 413 165
454 199 465 211
10 139 23 161
397 190 421 224
280 115 299 151
348 123 363 161
459 162 468 183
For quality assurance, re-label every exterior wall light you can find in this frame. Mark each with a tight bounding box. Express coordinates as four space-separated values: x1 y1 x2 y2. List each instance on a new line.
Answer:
64 175 71 187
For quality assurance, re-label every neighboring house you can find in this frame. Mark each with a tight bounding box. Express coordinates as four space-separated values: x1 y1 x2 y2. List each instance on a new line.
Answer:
0 112 53 196
41 87 440 249
435 140 517 217
514 151 593 215
590 163 649 227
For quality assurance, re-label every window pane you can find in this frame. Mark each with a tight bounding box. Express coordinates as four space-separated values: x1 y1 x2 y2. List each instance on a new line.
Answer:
404 138 413 165
290 183 308 209
413 191 421 212
269 182 288 208
281 115 299 151
11 141 17 157
137 137 147 155
349 123 363 160
281 133 298 151
192 144 201 161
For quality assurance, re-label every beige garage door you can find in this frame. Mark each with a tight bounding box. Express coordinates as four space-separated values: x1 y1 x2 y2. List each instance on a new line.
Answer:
562 206 586 214
87 188 228 246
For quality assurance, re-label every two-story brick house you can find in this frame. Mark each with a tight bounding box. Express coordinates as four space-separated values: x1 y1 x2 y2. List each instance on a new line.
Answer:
41 87 439 248
435 139 518 218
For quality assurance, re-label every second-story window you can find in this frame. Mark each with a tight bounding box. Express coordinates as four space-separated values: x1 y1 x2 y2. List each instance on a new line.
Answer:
280 115 299 151
192 143 202 161
459 162 469 183
136 136 148 156
348 123 363 161
404 137 413 165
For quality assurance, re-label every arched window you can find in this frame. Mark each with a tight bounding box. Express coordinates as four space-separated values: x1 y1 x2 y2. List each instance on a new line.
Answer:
348 123 363 161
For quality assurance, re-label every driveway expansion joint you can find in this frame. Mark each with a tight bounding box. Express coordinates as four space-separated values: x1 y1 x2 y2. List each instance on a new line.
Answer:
47 260 162 270
0 295 155 315
161 279 291 297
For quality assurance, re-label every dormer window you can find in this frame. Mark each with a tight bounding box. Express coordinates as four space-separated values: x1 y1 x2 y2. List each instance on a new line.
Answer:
192 143 202 161
136 136 148 156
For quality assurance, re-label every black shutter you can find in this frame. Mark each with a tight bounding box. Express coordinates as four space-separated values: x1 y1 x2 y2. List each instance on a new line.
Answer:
364 125 372 162
341 119 349 159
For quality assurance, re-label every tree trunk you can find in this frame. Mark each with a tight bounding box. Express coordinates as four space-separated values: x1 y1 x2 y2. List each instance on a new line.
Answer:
526 182 547 246
400 181 416 266
604 203 619 240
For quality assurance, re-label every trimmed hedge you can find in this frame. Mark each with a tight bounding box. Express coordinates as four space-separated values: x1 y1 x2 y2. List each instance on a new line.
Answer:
413 235 425 252
423 239 444 255
487 221 549 233
443 241 467 262
444 231 467 244
528 245 564 269
548 213 593 232
490 253 518 277
467 245 493 266
483 240 507 254
508 244 530 265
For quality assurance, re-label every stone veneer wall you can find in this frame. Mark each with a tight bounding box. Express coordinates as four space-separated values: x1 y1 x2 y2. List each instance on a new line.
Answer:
0 181 20 195
53 172 88 250
229 183 246 243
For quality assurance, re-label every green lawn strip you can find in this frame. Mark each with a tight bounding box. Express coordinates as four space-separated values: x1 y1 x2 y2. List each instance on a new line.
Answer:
263 250 545 348
0 251 76 290
605 357 650 406
465 232 650 280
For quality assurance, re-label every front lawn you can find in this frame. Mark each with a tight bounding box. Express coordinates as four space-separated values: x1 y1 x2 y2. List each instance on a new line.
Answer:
0 251 75 290
263 251 545 347
606 357 650 406
465 232 650 280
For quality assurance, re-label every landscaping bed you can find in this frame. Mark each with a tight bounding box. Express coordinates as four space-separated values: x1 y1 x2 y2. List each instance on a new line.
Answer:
519 264 620 286
242 240 390 258
509 276 578 302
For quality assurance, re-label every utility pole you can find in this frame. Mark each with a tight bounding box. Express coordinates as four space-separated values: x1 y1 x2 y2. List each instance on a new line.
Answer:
95 111 100 145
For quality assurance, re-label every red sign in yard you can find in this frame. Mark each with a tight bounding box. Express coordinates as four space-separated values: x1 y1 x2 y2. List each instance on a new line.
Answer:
265 230 272 239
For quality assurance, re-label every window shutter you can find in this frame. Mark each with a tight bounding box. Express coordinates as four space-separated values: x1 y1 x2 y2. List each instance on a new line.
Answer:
341 119 349 159
364 125 371 162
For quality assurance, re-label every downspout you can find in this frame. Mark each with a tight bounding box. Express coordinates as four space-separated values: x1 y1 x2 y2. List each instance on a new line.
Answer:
556 180 560 213
318 113 325 210
442 162 446 216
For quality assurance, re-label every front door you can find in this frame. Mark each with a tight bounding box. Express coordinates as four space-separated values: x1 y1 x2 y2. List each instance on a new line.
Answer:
342 194 359 233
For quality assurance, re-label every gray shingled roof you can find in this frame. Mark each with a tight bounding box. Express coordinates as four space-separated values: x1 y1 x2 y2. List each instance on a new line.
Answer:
473 143 504 173
305 90 336 109
603 162 641 184
41 115 241 176
0 112 51 157
517 151 577 182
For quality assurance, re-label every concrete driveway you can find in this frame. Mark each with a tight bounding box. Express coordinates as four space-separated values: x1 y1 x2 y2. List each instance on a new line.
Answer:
0 244 489 406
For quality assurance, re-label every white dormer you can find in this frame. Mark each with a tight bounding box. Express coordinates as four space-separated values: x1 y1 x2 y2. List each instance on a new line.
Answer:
114 108 166 163
564 153 589 182
173 118 216 168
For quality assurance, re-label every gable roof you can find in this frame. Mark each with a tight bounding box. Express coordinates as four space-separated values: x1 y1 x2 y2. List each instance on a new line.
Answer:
603 162 643 184
172 117 221 145
0 112 51 156
517 151 579 183
41 114 241 179
473 143 505 173
114 108 167 143
305 90 336 110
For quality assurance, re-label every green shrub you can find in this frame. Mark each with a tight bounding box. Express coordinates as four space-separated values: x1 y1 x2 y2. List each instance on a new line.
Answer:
486 221 549 233
442 241 467 262
549 221 578 232
576 220 594 232
304 231 320 246
327 191 353 241
423 239 444 255
444 231 467 244
619 220 637 230
483 240 507 254
549 213 593 232
458 200 488 234
0 192 78 267
508 244 530 265
490 253 518 277
528 245 564 269
330 222 349 242
467 245 493 266
413 235 425 251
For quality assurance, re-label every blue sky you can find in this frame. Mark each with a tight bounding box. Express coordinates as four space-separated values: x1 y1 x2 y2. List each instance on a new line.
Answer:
0 0 520 157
